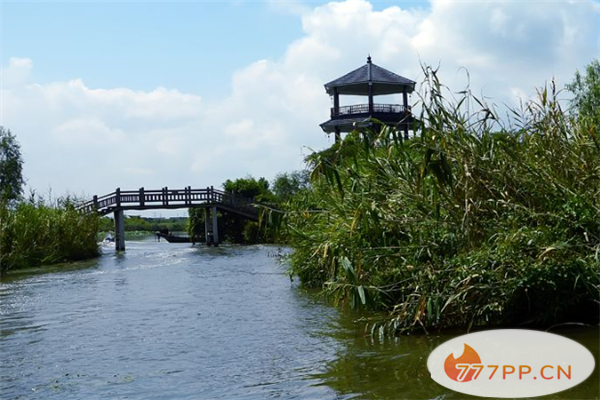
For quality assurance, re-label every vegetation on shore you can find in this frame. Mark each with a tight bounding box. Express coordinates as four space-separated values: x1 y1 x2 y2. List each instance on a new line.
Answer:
0 127 99 274
0 196 99 273
277 65 600 333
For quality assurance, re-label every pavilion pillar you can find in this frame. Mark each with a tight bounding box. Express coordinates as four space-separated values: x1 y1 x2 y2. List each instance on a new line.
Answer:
367 55 374 114
368 83 374 114
211 206 219 247
333 87 339 115
403 88 409 140
114 208 125 251
334 127 341 144
205 207 211 246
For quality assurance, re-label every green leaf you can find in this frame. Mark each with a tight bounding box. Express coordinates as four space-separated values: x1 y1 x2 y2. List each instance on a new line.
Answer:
358 285 366 305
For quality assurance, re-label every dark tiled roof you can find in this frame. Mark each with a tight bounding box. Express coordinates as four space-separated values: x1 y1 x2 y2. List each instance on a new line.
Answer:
325 59 416 92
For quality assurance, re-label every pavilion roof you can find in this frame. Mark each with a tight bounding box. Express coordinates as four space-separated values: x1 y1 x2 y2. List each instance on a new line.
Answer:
324 57 416 96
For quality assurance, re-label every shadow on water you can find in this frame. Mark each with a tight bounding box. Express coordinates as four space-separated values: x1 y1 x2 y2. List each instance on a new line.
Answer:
311 310 600 400
0 257 101 284
309 308 446 400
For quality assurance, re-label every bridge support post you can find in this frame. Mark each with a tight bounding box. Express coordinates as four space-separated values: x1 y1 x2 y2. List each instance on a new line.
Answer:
204 207 211 246
211 206 219 247
114 208 125 251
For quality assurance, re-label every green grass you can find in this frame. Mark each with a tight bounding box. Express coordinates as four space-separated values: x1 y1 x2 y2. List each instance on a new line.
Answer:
279 67 600 333
0 196 99 273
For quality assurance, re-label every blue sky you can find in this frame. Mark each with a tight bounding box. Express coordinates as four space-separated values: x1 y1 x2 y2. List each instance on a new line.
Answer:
1 0 599 212
2 1 429 99
2 1 304 98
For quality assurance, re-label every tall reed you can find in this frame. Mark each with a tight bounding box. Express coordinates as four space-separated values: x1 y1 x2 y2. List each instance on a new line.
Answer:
0 195 99 273
282 67 600 333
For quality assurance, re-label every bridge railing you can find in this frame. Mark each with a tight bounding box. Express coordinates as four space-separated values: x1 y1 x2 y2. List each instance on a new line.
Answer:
78 187 260 217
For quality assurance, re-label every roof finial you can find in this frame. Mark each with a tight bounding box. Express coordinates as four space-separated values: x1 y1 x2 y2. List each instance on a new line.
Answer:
367 54 372 64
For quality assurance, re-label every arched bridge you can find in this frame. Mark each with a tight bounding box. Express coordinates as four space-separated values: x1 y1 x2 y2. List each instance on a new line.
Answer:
79 186 261 250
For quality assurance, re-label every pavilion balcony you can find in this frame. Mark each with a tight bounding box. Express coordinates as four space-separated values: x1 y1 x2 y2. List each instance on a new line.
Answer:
331 103 411 118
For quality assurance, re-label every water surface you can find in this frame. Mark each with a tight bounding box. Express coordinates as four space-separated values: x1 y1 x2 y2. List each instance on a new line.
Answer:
1 238 598 399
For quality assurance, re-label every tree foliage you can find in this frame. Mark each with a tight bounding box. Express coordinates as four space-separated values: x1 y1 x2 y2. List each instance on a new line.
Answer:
0 127 25 202
272 170 310 202
188 175 283 244
567 59 600 124
223 176 273 202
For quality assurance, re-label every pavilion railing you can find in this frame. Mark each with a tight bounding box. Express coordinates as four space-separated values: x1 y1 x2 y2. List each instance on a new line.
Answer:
331 103 410 117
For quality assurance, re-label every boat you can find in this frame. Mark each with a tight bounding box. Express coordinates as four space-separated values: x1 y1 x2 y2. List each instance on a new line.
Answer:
155 232 192 243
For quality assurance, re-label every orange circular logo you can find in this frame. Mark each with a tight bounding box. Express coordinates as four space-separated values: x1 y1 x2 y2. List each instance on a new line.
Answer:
444 344 482 382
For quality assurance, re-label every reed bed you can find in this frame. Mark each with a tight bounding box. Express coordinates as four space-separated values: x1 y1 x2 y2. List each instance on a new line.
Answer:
282 67 600 333
0 196 99 273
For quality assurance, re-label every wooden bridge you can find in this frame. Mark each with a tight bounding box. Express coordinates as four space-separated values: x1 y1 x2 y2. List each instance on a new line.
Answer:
79 186 260 250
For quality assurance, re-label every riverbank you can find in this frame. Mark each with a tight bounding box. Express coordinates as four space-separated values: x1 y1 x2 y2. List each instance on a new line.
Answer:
283 74 600 333
0 197 99 273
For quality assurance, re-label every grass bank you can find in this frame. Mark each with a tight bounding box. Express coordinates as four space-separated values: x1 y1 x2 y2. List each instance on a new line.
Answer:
281 69 600 333
0 196 99 274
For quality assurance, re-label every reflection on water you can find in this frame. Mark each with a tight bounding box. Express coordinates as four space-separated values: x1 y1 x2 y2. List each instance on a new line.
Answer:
1 238 598 400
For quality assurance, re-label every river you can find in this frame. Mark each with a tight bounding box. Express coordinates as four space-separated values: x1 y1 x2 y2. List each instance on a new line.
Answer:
1 237 598 399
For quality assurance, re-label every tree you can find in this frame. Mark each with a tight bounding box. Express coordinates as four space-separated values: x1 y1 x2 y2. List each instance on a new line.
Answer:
222 176 274 202
566 59 600 124
219 176 276 243
0 127 24 202
272 170 310 202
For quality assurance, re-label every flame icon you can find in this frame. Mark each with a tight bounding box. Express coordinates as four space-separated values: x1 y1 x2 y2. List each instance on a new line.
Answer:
444 344 482 382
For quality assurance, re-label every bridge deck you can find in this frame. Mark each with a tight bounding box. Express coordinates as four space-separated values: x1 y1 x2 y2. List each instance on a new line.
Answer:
78 187 260 221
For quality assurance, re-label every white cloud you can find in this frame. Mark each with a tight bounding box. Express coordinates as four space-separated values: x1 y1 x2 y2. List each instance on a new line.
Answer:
1 0 598 201
2 57 33 89
53 118 125 147
265 0 311 16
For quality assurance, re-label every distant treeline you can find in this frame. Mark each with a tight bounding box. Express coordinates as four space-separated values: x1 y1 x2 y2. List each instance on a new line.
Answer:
99 215 188 233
